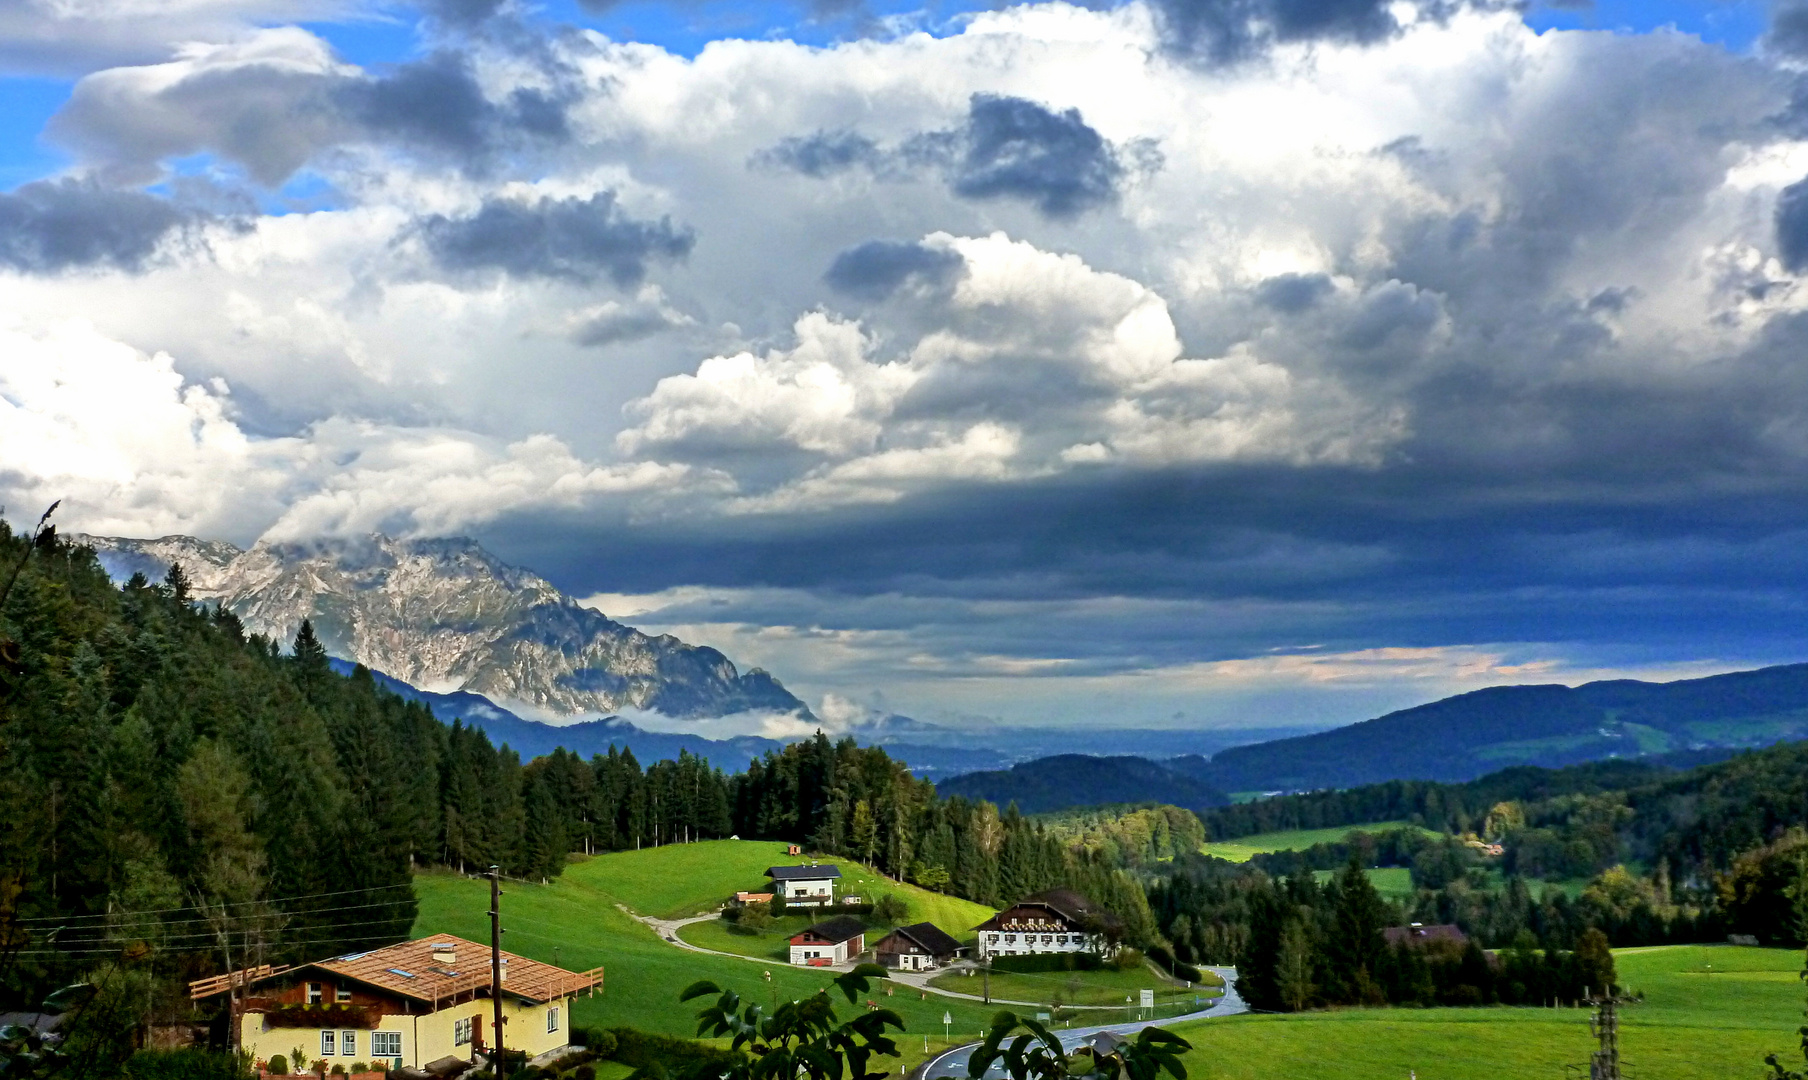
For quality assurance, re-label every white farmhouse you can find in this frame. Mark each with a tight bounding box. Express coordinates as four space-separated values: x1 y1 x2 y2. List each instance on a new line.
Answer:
766 864 840 906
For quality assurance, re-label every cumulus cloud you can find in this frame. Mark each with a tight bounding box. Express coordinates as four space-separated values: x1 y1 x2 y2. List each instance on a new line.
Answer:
619 232 1396 511
0 315 702 543
0 180 218 273
419 191 695 285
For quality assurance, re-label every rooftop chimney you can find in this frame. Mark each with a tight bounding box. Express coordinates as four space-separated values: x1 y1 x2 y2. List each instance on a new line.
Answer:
431 942 457 965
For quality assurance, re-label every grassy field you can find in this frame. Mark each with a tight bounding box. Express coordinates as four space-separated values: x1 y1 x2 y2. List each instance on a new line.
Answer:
927 964 1224 1009
409 843 1002 1040
567 839 992 930
678 914 816 960
1200 822 1433 862
1309 866 1414 901
1170 944 1807 1080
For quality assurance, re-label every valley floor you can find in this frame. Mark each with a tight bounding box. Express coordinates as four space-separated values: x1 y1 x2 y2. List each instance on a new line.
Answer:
1167 944 1804 1080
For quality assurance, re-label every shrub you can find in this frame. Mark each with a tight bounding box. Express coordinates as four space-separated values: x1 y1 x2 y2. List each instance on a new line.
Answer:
574 1067 597 1080
570 1026 615 1055
331 1066 346 1076
350 1065 367 1074
989 953 1102 974
606 1027 743 1072
268 1055 289 1076
1108 948 1144 972
871 894 909 924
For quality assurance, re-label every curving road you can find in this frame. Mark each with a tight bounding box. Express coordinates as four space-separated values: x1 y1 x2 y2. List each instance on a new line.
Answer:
920 967 1246 1080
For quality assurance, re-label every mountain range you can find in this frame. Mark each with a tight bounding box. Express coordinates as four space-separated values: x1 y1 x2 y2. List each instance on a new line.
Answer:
79 532 808 721
1174 663 1808 792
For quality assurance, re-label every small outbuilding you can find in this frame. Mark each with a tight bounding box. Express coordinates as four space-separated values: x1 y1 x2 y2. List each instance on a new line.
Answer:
1383 923 1469 948
873 923 965 972
789 915 867 966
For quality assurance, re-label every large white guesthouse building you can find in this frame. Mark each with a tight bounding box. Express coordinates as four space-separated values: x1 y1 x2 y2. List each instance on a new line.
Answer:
973 889 1115 959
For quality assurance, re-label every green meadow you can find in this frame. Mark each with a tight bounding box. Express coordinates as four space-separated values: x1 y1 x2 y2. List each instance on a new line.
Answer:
1172 945 1807 1080
926 964 1224 1009
1199 822 1433 862
409 841 1002 1040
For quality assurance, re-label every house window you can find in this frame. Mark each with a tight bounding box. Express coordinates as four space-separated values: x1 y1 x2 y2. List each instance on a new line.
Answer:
321 1031 336 1057
307 983 323 1004
341 1031 356 1057
546 1006 560 1033
455 1017 473 1046
371 1032 401 1058
336 985 351 1003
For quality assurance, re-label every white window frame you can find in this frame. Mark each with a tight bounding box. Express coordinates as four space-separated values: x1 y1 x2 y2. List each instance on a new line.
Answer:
321 1031 335 1057
371 1031 402 1058
336 985 351 1003
341 1030 356 1057
547 1006 560 1033
307 983 322 1005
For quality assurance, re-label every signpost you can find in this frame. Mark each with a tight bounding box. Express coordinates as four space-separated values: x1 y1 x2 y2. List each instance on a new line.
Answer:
943 1011 952 1044
1140 989 1154 1016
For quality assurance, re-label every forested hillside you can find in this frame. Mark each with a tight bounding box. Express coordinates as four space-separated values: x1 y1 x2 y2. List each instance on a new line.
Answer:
935 754 1229 813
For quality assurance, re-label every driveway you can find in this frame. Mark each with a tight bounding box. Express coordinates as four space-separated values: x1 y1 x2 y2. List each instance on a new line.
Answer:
920 967 1246 1080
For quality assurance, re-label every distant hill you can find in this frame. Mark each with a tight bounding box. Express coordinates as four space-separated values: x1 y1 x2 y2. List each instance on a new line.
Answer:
935 754 1230 813
1188 663 1808 792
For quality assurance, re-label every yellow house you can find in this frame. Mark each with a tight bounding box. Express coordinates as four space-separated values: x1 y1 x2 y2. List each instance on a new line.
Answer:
191 936 602 1071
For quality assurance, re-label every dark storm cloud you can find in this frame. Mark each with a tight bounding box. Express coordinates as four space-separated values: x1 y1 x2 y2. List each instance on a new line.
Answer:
1149 0 1405 64
760 96 1136 218
1769 1 1808 58
1255 272 1334 312
753 130 884 178
0 179 209 273
823 240 963 300
911 94 1126 218
339 52 573 160
419 191 695 285
1777 176 1808 272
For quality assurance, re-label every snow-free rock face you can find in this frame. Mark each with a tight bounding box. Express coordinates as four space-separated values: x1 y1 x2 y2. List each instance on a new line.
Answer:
77 533 810 721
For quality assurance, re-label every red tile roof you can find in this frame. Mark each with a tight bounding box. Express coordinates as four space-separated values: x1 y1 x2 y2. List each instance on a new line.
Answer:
196 936 600 1007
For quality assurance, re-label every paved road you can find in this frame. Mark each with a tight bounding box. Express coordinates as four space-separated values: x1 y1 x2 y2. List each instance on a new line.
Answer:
921 967 1245 1080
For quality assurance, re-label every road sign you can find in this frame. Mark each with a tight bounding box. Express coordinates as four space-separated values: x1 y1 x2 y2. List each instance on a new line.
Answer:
943 1012 952 1026
1139 990 1155 1009
1036 1013 1050 1021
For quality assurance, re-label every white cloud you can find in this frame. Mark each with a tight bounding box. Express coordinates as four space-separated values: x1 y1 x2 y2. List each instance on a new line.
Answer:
0 314 707 543
618 232 1399 511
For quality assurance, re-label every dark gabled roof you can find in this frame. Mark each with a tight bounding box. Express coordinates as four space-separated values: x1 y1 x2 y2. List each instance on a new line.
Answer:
797 915 867 944
975 889 1119 932
767 864 842 881
1384 923 1468 947
885 922 963 957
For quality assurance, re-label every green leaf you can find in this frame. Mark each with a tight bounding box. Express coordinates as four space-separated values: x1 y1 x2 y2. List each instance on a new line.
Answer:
681 980 724 1002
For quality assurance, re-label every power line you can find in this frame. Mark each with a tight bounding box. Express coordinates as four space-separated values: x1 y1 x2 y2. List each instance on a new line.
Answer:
21 898 420 932
7 883 415 925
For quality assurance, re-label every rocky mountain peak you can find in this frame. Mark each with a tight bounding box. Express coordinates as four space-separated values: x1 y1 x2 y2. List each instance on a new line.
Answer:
76 532 809 722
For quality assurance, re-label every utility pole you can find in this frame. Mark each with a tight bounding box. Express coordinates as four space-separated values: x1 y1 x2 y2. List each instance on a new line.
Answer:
983 957 991 1005
490 866 507 1080
1586 989 1631 1080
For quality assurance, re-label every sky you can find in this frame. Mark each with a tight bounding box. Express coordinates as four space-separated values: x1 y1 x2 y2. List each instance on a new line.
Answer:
5 0 1808 736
